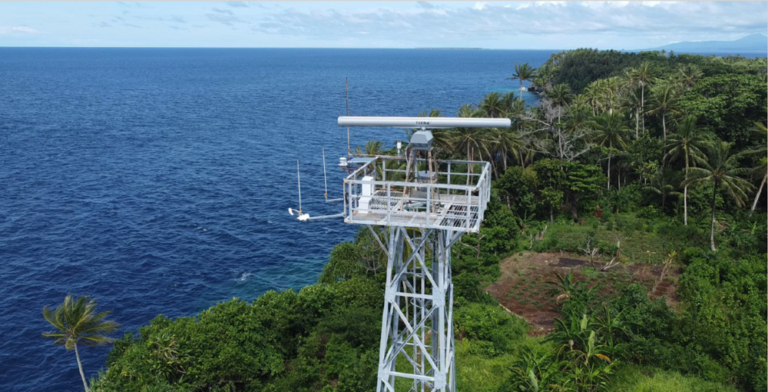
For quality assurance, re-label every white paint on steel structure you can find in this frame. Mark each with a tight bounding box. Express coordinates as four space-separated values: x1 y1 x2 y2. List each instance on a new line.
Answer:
333 115 501 392
337 116 511 129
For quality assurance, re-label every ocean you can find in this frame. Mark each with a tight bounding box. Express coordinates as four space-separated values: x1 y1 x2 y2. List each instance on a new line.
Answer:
0 48 553 391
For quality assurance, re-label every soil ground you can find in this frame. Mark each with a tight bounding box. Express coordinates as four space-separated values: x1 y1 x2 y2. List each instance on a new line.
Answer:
486 252 681 336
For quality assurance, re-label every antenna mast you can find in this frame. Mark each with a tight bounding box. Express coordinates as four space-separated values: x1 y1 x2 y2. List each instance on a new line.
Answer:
322 148 328 200
346 78 350 160
296 160 302 214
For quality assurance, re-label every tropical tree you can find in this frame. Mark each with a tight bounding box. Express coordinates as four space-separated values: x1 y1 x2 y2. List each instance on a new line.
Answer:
676 64 703 91
621 87 643 139
645 168 682 209
744 121 768 212
42 295 120 392
499 91 519 115
664 116 711 225
508 62 535 102
454 104 493 184
546 83 573 125
593 113 630 190
354 140 384 156
492 127 525 174
646 81 680 141
480 92 505 118
632 62 654 134
684 141 754 251
751 157 767 212
600 77 622 115
582 82 601 116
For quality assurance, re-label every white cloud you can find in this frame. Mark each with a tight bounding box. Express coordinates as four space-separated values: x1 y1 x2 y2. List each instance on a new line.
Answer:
252 0 766 48
0 26 38 34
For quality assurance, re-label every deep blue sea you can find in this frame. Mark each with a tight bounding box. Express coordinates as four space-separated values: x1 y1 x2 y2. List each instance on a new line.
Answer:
0 48 552 391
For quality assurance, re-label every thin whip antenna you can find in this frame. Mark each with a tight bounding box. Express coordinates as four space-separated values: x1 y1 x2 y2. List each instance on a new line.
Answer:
297 160 302 214
322 148 328 200
346 77 350 160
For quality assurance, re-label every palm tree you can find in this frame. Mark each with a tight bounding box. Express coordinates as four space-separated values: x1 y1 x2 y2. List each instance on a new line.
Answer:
454 104 493 184
480 92 505 118
354 140 384 156
43 295 120 392
745 121 768 212
492 127 525 173
752 157 767 212
499 91 519 115
645 168 682 209
507 62 535 102
621 87 643 139
684 141 754 251
594 113 630 190
646 81 680 141
564 101 596 135
676 64 703 91
664 116 710 225
582 82 601 116
630 62 654 134
600 77 622 115
546 84 573 125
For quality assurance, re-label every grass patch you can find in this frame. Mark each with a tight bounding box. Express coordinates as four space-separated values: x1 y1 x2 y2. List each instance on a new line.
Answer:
582 267 600 279
607 365 739 392
533 212 702 264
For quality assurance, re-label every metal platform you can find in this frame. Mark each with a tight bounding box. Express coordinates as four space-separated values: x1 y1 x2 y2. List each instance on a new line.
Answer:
342 156 491 233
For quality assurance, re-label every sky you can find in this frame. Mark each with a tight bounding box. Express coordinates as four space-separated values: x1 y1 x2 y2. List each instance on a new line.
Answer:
0 1 766 49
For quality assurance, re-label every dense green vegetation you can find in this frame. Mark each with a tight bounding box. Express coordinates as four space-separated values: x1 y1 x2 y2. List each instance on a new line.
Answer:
88 50 766 391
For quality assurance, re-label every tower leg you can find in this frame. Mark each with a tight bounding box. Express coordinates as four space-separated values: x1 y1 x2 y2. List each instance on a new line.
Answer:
376 227 460 392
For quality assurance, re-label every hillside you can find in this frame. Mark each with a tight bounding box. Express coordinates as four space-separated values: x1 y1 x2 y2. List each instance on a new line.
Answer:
91 50 767 392
648 33 767 54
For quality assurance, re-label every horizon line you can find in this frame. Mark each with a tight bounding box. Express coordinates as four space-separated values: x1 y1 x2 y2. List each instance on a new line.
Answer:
0 47 766 56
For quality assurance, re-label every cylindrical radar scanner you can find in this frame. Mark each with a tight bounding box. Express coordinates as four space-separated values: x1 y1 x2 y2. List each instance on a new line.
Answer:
338 116 511 129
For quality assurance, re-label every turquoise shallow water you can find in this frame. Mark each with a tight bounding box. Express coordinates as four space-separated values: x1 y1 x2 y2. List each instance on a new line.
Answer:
0 48 552 390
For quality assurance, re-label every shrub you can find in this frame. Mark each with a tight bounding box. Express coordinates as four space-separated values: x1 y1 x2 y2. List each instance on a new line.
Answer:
454 303 528 357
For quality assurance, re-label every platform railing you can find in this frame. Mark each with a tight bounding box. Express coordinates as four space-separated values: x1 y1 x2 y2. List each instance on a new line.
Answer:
343 156 491 233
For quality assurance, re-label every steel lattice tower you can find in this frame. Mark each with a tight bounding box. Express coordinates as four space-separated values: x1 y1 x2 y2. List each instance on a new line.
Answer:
333 116 510 392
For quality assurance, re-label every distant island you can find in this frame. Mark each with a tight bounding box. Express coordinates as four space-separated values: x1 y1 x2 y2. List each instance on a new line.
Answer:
646 33 767 54
414 47 485 50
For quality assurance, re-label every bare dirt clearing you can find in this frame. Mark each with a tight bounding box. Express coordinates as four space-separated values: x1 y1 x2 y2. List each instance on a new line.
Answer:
487 252 681 336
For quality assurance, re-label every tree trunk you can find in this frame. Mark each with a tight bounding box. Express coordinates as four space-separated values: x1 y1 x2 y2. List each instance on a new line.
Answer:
502 151 508 172
684 185 689 225
662 114 667 141
710 186 717 252
466 145 471 186
607 153 612 190
74 343 89 392
618 170 621 191
641 83 645 135
635 108 639 139
571 197 579 220
684 153 689 226
752 173 766 211
550 204 554 224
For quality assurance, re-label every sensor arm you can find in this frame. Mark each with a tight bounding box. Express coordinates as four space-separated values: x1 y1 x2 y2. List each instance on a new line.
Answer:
337 116 511 129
